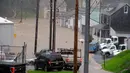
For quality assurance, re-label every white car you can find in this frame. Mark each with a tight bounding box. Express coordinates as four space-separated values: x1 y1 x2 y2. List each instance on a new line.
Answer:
101 44 127 57
101 45 116 57
99 38 113 50
112 44 127 56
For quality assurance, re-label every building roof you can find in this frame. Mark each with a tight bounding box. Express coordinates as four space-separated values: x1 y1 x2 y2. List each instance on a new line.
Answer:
92 24 105 30
0 17 13 24
92 24 109 30
101 3 130 15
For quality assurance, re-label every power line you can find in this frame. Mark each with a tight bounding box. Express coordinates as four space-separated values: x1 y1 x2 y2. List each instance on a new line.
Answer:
90 0 97 9
90 0 100 14
56 0 65 10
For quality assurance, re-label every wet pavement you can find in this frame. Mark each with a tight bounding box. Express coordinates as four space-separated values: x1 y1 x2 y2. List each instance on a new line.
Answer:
93 51 112 64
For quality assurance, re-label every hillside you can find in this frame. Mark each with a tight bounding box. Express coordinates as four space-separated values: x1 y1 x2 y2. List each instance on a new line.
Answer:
102 50 130 73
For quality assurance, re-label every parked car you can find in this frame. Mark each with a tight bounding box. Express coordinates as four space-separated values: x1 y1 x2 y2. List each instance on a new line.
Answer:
34 51 64 71
89 41 99 53
0 61 26 73
112 44 127 56
57 48 82 70
101 44 127 57
35 49 51 57
26 49 52 65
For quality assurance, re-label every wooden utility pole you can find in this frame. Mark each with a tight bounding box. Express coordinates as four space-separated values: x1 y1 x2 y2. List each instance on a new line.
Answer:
73 0 79 72
84 0 90 73
19 0 23 23
49 0 53 50
52 0 57 52
34 0 40 55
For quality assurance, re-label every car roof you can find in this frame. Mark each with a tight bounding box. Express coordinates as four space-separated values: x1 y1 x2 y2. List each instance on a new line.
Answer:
119 44 127 46
90 41 98 44
112 36 118 38
42 51 61 55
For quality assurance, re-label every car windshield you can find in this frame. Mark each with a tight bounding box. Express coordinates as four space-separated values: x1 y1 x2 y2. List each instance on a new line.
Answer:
112 38 117 42
118 46 126 50
103 39 110 44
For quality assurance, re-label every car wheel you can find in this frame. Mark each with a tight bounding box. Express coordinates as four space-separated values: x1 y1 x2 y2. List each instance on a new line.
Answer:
64 66 68 70
105 53 110 58
57 67 63 71
29 61 34 65
44 65 49 72
34 64 38 70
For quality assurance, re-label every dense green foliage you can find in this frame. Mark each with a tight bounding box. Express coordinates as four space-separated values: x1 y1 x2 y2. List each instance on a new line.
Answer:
102 50 130 73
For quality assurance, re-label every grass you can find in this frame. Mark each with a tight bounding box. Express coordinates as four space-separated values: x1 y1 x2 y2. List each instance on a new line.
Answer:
27 70 73 73
102 50 130 73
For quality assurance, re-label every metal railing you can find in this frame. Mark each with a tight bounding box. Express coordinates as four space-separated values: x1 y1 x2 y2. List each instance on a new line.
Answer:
0 42 27 64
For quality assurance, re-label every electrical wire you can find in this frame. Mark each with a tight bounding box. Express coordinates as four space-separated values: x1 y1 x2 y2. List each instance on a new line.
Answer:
56 0 66 10
90 0 100 14
90 0 97 10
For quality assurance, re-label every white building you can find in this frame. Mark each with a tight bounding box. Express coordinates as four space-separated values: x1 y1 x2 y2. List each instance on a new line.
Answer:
0 17 14 45
59 9 99 39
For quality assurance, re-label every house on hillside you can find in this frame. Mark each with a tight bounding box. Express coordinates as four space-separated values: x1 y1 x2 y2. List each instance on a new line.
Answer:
40 0 67 18
109 3 130 37
59 10 82 31
59 8 99 39
95 3 130 43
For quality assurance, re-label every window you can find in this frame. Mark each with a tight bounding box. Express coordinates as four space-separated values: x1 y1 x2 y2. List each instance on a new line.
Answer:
110 46 115 50
124 5 128 14
104 16 107 24
107 40 111 44
101 14 109 24
106 16 109 24
112 38 118 42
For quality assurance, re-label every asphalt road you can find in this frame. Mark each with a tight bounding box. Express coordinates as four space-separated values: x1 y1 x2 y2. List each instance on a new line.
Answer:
93 51 112 64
